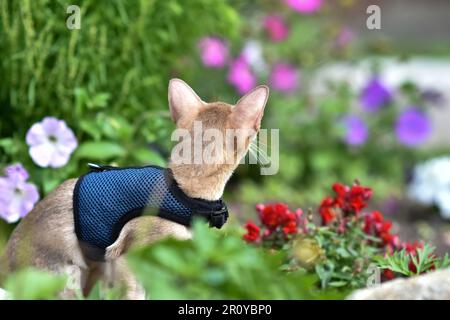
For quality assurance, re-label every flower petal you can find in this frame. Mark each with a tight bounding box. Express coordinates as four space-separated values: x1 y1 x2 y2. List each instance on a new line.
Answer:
29 142 55 167
41 117 63 136
26 122 48 146
49 148 71 168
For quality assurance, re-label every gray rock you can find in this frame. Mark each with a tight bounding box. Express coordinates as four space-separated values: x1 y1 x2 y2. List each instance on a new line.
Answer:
0 288 8 300
348 268 450 300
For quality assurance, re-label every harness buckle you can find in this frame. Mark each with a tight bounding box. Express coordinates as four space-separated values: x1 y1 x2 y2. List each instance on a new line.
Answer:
192 206 228 229
208 207 228 229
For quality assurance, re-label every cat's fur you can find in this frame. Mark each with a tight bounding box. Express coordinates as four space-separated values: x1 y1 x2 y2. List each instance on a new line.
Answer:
0 79 269 299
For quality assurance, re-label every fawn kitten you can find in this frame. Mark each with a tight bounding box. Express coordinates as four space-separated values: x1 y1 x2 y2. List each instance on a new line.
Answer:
0 79 269 299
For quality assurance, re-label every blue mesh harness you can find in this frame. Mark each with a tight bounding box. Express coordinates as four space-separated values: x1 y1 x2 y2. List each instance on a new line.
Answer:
73 164 228 261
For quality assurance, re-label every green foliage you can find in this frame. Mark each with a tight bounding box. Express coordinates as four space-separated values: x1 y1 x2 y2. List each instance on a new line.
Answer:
310 221 381 289
376 244 450 277
127 220 344 299
0 0 240 192
3 268 66 300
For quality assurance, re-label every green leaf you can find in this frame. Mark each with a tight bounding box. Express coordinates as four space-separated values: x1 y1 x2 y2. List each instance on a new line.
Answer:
4 268 67 300
133 147 166 166
75 141 126 160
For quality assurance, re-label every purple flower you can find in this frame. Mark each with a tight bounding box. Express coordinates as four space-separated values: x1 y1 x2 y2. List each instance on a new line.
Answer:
5 163 29 182
284 0 322 14
395 108 431 146
269 63 299 93
360 78 392 112
227 56 256 94
0 164 39 223
26 117 78 168
263 15 289 42
341 115 368 146
198 37 229 68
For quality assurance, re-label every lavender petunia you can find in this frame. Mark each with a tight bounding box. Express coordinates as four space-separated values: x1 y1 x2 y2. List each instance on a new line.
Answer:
341 115 368 146
395 108 431 146
263 15 289 42
26 117 77 168
198 37 229 68
227 56 256 94
284 0 322 14
0 164 39 223
269 63 299 93
360 78 392 112
5 163 29 182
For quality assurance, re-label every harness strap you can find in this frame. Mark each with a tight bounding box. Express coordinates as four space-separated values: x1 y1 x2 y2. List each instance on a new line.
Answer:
163 168 229 229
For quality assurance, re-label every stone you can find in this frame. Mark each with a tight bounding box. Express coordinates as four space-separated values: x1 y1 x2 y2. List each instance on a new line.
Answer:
347 268 450 300
0 288 8 300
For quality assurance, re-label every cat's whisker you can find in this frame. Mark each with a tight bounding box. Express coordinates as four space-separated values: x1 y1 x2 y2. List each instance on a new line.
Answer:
249 142 270 165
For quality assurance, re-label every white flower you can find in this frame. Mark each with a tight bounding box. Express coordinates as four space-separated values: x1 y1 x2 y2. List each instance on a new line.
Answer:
241 40 268 75
0 288 8 300
25 117 77 168
408 156 450 219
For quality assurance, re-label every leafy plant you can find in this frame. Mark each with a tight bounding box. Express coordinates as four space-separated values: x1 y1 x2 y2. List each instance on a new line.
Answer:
127 219 344 300
376 244 450 277
3 268 66 300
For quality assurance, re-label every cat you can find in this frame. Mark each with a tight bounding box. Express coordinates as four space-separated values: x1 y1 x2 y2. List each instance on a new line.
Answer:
0 79 269 299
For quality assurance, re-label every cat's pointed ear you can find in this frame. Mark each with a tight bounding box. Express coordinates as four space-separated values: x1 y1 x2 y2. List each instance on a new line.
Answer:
231 85 269 131
168 79 204 123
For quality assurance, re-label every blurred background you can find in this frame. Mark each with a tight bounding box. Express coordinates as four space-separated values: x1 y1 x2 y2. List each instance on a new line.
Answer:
1 0 449 255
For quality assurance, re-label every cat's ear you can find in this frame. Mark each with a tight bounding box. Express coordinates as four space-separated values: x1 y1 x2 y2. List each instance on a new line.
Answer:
168 79 204 123
231 85 269 131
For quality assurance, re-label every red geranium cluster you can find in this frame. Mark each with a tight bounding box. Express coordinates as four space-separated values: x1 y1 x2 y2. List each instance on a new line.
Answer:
243 203 304 244
319 182 372 225
242 180 439 282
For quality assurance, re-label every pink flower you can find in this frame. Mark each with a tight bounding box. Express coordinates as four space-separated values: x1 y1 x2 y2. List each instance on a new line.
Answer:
263 15 289 42
227 57 256 94
269 63 299 93
335 26 355 48
284 0 322 14
198 37 229 68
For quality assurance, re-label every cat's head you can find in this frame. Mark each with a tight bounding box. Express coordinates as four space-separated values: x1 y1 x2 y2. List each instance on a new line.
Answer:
167 78 269 200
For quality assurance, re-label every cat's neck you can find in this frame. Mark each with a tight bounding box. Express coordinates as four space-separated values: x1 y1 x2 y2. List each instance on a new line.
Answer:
168 163 234 201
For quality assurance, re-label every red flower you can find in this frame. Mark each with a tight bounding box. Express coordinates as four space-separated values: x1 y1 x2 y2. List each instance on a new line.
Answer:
346 184 372 214
243 221 260 242
325 182 373 220
282 221 298 235
364 211 399 249
382 269 395 280
259 203 289 229
281 211 298 235
258 203 300 235
402 241 423 254
319 196 336 225
332 183 349 207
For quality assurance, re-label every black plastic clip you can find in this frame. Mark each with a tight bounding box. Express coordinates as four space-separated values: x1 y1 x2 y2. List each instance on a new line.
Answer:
208 207 229 229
